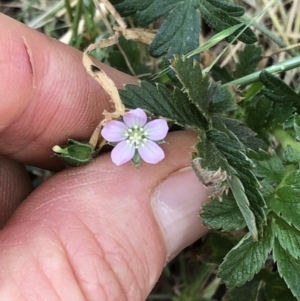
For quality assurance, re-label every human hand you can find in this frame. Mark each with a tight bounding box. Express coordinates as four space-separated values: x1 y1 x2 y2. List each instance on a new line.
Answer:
0 14 209 300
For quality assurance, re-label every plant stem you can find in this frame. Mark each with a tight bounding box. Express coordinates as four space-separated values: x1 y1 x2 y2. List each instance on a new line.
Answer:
70 0 83 43
64 0 74 23
224 55 300 86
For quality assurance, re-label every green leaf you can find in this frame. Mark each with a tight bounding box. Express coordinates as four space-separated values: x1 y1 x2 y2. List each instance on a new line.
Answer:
172 56 210 116
194 132 231 172
273 239 300 300
119 81 209 130
226 276 261 301
246 96 272 131
273 214 300 259
294 114 300 142
236 45 262 78
135 0 179 27
114 0 256 60
248 149 285 184
260 70 300 111
268 103 295 127
150 1 200 59
208 130 266 232
201 192 246 231
218 226 274 286
199 0 257 44
228 175 258 239
207 84 237 113
113 0 154 18
283 145 300 164
212 117 267 151
211 65 234 84
276 170 300 203
272 198 300 232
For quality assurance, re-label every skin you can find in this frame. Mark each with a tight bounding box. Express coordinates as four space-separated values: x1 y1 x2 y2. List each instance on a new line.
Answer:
0 14 209 300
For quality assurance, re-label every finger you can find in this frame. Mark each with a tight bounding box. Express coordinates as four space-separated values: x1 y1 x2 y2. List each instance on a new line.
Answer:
0 14 137 170
0 132 209 300
0 156 32 228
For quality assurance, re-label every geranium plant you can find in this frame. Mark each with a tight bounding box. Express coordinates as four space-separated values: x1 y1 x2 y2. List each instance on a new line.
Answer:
52 0 300 299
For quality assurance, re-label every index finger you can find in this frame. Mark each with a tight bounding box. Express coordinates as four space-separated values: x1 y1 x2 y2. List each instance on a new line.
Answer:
0 14 137 170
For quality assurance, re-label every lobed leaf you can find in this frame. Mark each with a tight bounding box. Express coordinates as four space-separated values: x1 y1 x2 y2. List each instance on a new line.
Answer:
208 84 237 113
260 71 300 111
207 130 266 231
201 192 246 231
218 226 274 286
119 81 208 130
276 170 300 203
114 0 256 61
199 0 257 44
236 45 262 78
212 117 267 151
273 240 300 300
150 1 200 59
248 149 285 184
273 214 300 259
171 56 210 115
272 198 300 232
283 145 300 164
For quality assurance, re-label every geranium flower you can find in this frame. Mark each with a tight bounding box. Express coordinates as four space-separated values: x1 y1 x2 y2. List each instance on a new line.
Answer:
101 108 168 166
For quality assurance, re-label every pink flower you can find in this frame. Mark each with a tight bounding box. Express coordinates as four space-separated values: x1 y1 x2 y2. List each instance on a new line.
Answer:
101 108 168 166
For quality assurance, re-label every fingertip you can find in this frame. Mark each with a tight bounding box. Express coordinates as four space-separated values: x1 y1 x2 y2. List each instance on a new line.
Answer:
0 14 137 169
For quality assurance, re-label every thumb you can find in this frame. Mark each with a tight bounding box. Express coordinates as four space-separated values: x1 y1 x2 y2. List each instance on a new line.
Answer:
0 131 209 300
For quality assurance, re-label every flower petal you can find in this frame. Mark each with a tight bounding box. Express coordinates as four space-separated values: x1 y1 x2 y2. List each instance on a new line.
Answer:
101 120 127 142
123 108 147 128
143 119 168 141
111 140 135 166
138 140 165 164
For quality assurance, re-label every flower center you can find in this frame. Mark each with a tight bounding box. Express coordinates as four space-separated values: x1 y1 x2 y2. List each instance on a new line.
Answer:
124 125 148 148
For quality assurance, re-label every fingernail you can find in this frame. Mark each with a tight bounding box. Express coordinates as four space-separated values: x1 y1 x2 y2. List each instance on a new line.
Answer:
151 167 210 261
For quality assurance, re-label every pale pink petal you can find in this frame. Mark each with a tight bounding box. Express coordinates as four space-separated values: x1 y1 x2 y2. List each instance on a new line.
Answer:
144 119 168 141
111 140 135 166
138 140 165 164
123 108 147 128
101 120 127 142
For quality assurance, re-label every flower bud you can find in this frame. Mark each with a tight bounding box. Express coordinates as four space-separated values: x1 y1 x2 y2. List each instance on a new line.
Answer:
52 138 95 167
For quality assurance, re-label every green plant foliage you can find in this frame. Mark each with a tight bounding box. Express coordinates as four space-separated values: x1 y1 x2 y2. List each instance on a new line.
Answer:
207 83 237 113
197 0 256 44
113 0 256 59
260 70 300 111
226 276 261 301
212 117 267 151
121 56 267 240
218 226 274 286
52 139 95 166
263 272 297 301
283 145 300 164
171 56 210 116
119 81 209 130
273 240 300 299
201 193 246 231
273 214 300 259
196 232 237 264
236 45 262 78
249 149 285 183
276 170 300 203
